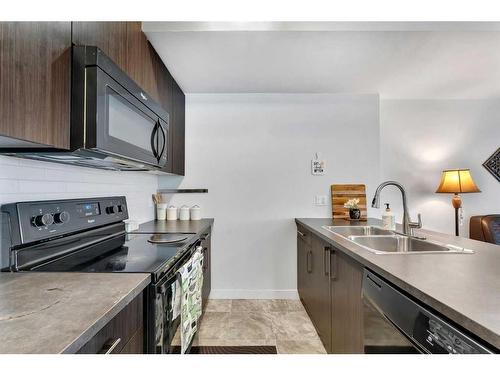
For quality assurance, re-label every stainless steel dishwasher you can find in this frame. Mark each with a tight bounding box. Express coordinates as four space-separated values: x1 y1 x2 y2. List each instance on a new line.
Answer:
362 269 493 354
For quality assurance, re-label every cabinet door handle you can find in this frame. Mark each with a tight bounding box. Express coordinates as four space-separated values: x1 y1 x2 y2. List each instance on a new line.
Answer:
98 338 121 354
297 230 306 238
324 247 331 276
306 250 312 273
330 250 337 280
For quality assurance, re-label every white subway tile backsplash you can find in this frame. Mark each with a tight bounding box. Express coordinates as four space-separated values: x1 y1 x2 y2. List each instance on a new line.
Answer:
0 155 159 224
0 164 46 180
0 180 20 194
19 180 67 194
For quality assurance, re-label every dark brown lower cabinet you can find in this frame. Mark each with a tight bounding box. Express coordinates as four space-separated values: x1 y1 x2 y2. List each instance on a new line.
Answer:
296 226 364 354
309 235 332 353
330 249 364 353
297 226 313 313
77 292 144 354
201 230 212 310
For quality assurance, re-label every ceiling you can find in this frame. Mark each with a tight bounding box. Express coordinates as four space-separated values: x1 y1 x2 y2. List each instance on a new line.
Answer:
143 22 500 99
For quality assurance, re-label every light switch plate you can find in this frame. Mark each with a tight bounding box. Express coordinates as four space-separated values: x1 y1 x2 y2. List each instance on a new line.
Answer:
314 195 328 206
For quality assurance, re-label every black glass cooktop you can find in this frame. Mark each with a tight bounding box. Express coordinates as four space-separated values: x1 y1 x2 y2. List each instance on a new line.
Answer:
34 233 197 279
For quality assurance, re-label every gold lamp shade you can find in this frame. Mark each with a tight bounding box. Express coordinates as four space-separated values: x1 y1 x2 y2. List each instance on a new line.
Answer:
435 169 481 194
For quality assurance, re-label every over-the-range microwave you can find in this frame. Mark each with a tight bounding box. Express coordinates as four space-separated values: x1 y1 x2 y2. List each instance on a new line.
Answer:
0 46 170 172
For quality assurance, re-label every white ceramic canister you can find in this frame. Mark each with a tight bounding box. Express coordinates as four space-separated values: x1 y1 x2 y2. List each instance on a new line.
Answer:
156 203 168 220
179 205 190 221
166 205 178 221
190 205 201 221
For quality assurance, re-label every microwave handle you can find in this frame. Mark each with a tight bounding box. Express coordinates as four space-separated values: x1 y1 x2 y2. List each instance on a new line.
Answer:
157 121 166 161
150 121 159 160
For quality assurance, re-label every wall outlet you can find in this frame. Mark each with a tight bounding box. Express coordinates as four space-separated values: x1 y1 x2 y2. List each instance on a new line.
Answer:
314 195 328 206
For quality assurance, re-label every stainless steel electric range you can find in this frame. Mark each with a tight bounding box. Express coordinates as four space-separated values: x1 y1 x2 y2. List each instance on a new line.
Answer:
1 196 201 354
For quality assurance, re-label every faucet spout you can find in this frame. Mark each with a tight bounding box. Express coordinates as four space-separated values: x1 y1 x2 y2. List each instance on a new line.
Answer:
371 181 421 236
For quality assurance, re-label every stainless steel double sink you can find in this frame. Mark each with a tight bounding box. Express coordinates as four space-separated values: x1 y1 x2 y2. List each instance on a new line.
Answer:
321 226 473 255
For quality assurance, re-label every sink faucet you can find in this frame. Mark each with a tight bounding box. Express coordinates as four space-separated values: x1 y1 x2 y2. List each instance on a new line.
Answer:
371 181 422 237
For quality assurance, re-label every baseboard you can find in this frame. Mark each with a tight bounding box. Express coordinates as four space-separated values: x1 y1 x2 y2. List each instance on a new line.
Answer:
209 289 299 299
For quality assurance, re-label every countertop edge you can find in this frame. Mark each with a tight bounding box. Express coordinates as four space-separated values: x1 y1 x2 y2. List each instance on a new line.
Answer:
60 273 151 354
132 218 214 237
295 218 500 350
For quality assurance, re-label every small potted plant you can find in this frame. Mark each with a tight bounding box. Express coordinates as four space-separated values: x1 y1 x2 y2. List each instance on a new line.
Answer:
344 198 361 220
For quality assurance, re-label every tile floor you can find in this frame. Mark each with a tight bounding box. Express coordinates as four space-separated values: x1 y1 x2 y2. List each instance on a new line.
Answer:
193 299 327 354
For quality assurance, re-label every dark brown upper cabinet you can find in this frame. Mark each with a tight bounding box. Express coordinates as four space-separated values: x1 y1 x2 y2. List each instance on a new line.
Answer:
171 80 186 176
0 22 72 149
71 22 129 74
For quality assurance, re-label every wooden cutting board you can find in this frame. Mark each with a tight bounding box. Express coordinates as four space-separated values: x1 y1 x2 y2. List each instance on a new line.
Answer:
331 184 368 220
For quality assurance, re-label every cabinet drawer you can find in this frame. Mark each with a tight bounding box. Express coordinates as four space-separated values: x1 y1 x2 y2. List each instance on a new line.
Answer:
77 292 144 354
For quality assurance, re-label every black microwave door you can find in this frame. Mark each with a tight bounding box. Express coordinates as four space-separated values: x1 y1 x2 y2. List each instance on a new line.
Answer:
91 67 161 167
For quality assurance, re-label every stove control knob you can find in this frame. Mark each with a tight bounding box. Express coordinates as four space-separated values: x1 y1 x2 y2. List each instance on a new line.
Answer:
32 213 54 227
106 205 119 214
54 211 70 224
117 204 124 213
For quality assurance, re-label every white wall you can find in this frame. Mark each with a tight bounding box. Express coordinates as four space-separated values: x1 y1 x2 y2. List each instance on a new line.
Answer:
0 155 157 268
159 93 380 299
380 99 500 237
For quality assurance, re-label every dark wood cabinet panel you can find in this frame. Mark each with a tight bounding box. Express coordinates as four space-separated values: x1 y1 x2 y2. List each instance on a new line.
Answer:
310 236 332 353
120 328 144 354
297 226 313 314
0 22 71 148
330 250 364 353
297 226 364 354
201 230 212 309
297 227 331 352
124 22 159 101
150 42 176 174
72 22 129 74
77 292 144 354
171 80 185 176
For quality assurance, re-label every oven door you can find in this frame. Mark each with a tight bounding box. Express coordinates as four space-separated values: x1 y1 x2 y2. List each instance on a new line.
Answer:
87 66 168 168
154 273 181 354
152 246 199 354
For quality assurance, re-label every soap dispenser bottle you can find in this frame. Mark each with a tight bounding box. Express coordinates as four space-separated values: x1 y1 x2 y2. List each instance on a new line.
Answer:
382 203 396 230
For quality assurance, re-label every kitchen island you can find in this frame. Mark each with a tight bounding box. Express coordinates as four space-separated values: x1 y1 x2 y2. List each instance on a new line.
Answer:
295 218 500 352
0 272 150 354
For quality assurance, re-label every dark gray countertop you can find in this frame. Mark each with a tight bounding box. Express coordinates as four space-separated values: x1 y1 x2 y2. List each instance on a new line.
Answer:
133 218 214 235
295 218 500 350
0 272 150 354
